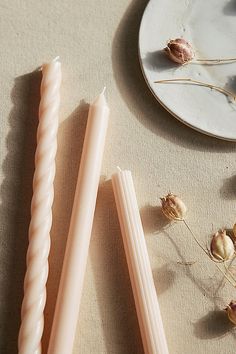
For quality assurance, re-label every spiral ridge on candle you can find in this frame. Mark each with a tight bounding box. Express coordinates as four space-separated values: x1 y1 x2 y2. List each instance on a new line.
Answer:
18 60 61 354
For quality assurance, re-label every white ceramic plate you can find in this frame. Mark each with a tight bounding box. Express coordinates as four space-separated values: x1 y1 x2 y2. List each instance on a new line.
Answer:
139 0 236 141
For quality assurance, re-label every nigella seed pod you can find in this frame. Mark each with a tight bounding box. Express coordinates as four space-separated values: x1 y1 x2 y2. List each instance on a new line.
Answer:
160 193 187 221
210 230 235 262
233 223 236 240
164 38 195 64
225 301 236 325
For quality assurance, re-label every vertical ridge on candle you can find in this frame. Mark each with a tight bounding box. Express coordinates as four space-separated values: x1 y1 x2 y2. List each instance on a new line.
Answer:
18 60 61 354
113 172 149 353
123 171 156 349
117 171 156 350
112 170 169 354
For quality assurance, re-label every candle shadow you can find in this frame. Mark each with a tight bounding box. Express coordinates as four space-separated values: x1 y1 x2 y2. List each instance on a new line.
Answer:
112 0 236 152
90 179 144 354
42 101 89 353
0 70 41 354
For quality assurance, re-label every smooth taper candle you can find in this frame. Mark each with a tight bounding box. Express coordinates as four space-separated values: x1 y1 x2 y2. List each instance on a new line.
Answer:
48 89 109 354
112 169 169 354
18 58 61 354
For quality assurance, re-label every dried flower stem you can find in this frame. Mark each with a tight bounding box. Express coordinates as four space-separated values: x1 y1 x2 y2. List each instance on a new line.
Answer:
183 220 209 257
183 220 236 289
155 78 236 101
193 58 236 64
223 261 236 283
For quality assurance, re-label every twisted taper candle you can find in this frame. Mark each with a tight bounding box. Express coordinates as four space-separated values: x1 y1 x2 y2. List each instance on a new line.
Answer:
18 58 61 354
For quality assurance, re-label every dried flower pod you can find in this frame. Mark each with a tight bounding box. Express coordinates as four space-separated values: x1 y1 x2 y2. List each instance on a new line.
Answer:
225 301 236 325
210 230 235 262
160 193 187 221
164 38 195 64
233 223 236 239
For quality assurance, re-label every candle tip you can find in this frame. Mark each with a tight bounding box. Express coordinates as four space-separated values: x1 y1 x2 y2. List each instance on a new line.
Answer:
117 166 122 172
53 56 60 62
93 87 108 106
40 56 60 71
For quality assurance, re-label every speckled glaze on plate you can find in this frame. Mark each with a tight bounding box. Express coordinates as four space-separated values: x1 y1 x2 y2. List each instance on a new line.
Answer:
139 0 236 141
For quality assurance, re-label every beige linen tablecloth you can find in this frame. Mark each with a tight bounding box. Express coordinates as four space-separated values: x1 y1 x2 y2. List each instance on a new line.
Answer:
1 1 236 353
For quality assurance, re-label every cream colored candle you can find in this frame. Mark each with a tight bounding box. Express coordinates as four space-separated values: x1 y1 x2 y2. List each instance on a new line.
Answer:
112 169 169 354
18 58 61 354
48 89 109 354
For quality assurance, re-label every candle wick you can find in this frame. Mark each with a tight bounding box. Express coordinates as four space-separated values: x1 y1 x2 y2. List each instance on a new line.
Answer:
101 86 106 95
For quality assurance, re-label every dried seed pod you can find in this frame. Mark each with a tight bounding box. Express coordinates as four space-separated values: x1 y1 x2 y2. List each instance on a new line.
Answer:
164 38 195 64
210 230 235 262
225 301 236 325
160 193 187 221
233 223 236 240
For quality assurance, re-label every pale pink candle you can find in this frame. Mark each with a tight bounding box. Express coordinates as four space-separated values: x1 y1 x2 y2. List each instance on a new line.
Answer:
47 89 109 354
112 169 169 354
18 58 61 354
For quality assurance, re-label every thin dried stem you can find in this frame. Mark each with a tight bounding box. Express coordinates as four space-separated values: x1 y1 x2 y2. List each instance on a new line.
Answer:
183 220 236 289
194 58 236 64
223 261 236 283
155 78 236 101
215 265 236 289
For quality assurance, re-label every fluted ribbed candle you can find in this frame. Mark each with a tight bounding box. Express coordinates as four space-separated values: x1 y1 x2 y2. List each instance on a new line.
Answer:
112 169 169 354
47 89 109 354
18 58 61 354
